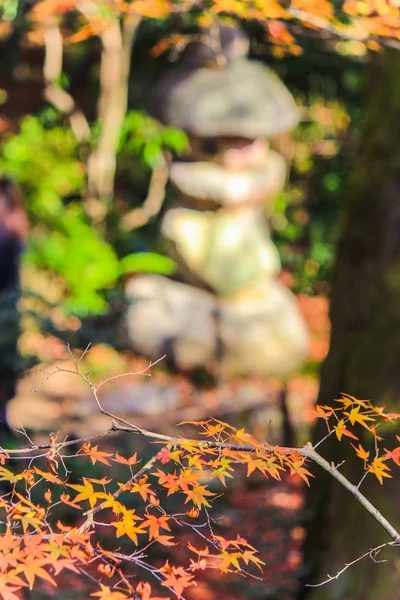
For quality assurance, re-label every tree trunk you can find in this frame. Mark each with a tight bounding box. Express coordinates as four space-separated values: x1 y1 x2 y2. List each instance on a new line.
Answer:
304 49 400 600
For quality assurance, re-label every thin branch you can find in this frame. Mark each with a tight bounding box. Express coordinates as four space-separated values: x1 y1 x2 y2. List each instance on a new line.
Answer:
95 355 166 391
43 18 90 142
120 158 169 231
306 541 396 587
301 444 400 544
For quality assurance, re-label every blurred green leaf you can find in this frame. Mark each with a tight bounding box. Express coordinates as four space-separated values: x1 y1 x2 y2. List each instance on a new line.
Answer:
120 252 176 276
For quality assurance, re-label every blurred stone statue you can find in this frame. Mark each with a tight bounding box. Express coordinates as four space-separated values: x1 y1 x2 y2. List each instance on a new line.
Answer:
126 24 309 378
0 176 28 431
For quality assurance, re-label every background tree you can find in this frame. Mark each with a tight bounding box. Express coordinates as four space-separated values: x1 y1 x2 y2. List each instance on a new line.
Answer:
305 49 400 600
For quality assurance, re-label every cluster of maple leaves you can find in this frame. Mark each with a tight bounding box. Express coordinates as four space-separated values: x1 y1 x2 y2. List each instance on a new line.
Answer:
0 396 398 599
0 420 305 599
312 394 400 484
21 0 400 58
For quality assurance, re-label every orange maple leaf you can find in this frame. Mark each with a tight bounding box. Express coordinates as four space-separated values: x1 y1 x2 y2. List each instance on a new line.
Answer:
142 513 171 539
153 470 180 495
289 460 314 486
83 445 113 466
369 457 392 485
160 563 195 598
0 571 27 600
136 580 168 600
17 555 56 590
184 484 215 509
129 481 156 502
351 443 370 465
114 452 139 466
0 528 20 571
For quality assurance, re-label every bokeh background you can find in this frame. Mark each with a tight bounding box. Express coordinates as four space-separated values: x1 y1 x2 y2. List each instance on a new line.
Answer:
1 2 400 599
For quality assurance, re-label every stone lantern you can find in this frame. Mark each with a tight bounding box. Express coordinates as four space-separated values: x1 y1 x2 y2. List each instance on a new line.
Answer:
126 26 309 378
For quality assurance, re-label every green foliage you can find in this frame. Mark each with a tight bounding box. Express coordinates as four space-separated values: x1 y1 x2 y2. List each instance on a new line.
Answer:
0 113 181 316
118 110 188 167
120 252 176 276
271 95 352 294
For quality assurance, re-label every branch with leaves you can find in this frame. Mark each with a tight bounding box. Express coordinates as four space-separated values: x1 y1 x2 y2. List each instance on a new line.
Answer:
0 346 399 599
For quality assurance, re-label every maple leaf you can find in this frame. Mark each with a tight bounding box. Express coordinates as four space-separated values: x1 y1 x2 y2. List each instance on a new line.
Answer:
153 470 181 495
60 493 81 510
17 555 56 590
240 454 283 479
51 557 81 576
129 480 156 502
156 447 172 464
336 394 371 409
84 445 113 466
334 419 359 441
34 467 63 485
68 478 99 508
0 467 23 484
199 422 224 437
344 406 375 430
229 428 263 448
385 446 400 466
0 528 21 572
188 536 211 556
369 457 392 485
351 443 370 465
217 550 243 572
0 582 21 600
13 509 43 533
41 539 70 561
112 510 146 545
114 452 139 466
189 557 208 571
241 549 265 571
91 583 132 599
179 439 201 454
374 406 400 421
369 424 384 441
187 453 206 473
154 535 176 546
184 484 215 509
289 460 314 486
136 581 168 600
161 563 195 598
0 571 27 600
309 405 335 427
178 469 202 492
142 513 171 539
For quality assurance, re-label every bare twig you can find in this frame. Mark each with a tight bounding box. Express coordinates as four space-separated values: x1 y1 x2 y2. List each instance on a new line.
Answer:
306 541 397 587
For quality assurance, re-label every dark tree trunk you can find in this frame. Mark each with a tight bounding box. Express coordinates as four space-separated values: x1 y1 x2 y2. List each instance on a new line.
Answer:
303 50 400 600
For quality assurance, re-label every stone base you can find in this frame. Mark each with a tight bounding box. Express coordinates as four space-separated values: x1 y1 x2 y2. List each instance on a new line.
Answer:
125 275 309 377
